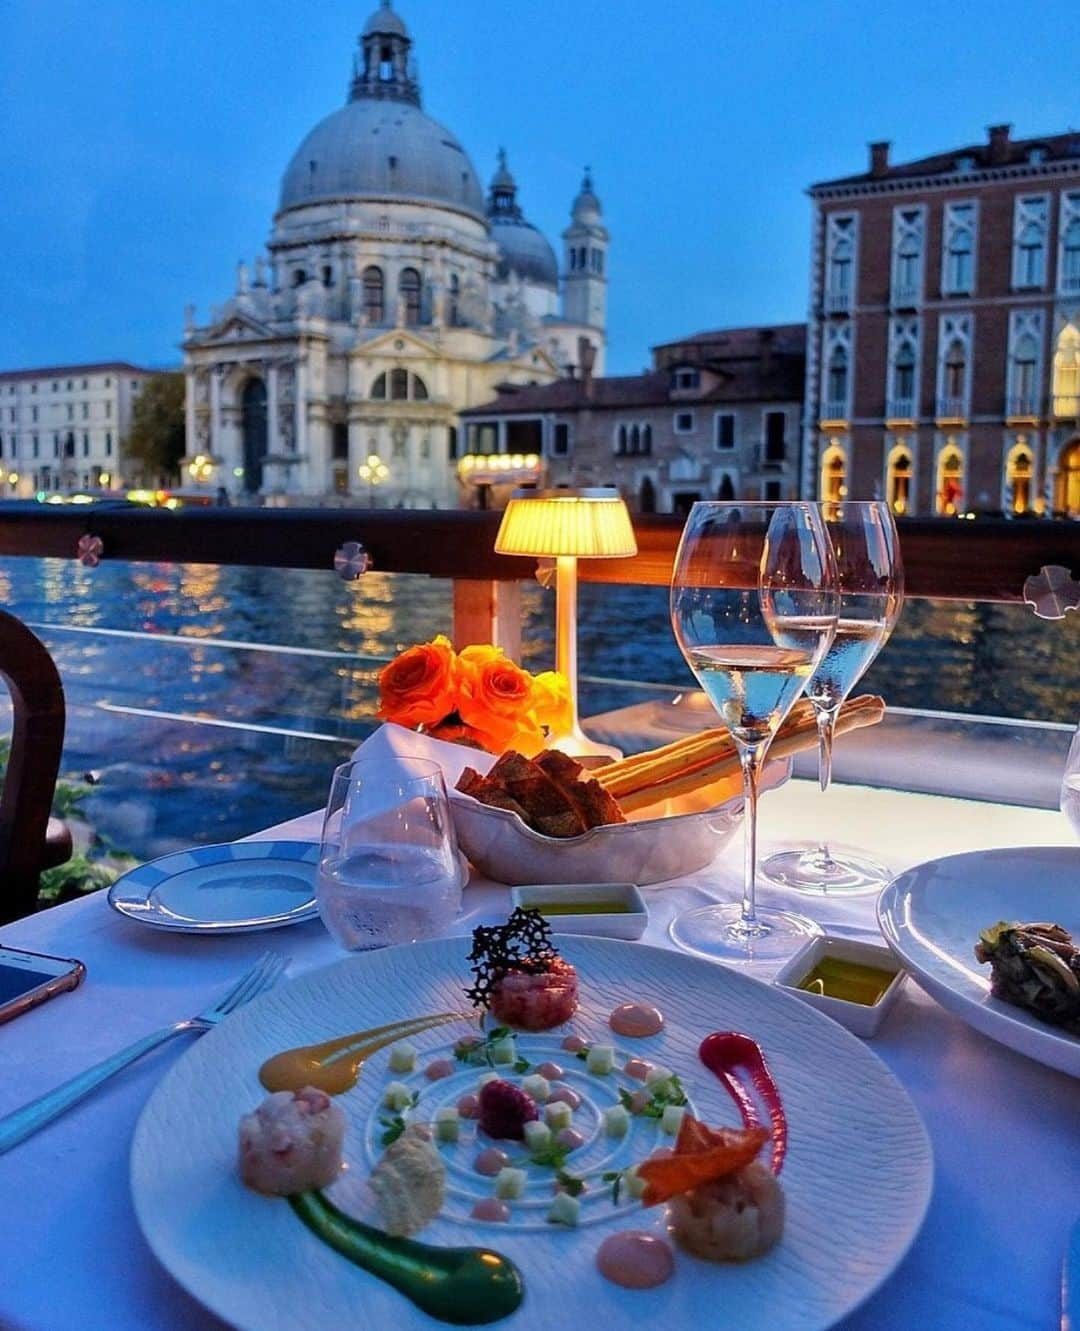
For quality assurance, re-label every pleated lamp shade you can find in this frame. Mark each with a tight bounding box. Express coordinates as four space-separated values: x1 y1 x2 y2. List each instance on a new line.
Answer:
494 488 637 559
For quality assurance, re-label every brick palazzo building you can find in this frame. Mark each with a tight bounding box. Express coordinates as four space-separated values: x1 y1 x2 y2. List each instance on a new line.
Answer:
805 124 1080 517
457 324 805 511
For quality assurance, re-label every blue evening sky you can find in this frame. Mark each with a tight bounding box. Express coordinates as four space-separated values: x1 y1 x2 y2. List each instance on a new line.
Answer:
2 0 1077 376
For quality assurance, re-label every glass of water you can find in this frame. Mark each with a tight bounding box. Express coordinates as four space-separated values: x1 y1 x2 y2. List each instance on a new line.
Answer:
1062 724 1080 840
316 757 464 951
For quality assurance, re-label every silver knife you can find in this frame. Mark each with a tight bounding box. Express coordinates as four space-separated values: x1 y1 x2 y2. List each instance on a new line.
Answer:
1065 1216 1080 1331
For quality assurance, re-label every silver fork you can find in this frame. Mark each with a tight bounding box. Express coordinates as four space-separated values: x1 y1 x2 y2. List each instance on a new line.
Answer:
0 951 286 1154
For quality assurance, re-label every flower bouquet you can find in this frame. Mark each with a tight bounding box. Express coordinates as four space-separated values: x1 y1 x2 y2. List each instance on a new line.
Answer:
377 635 572 757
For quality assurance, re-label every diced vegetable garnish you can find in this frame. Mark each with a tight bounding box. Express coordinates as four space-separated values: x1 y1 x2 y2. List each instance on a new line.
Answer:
645 1065 675 1090
660 1104 686 1136
477 1071 500 1090
434 1107 460 1143
521 1074 551 1103
494 1167 527 1200
625 1165 647 1200
603 1104 630 1138
382 1081 413 1111
490 1037 517 1066
547 1192 580 1227
544 1101 573 1131
585 1045 615 1075
523 1120 552 1152
388 1043 417 1074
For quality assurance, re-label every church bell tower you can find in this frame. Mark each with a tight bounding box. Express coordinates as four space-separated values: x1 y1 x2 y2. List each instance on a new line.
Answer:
561 168 608 332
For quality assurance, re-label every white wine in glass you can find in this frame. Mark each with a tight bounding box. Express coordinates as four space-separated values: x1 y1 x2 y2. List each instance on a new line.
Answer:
668 501 839 964
763 501 904 894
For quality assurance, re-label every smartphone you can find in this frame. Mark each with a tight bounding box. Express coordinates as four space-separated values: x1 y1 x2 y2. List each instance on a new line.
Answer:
0 946 85 1025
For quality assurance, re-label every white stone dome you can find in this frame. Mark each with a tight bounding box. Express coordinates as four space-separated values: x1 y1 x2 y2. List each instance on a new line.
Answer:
278 99 486 221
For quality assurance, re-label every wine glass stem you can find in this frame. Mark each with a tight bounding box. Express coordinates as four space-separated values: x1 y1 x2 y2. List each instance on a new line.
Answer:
738 741 765 930
814 704 839 867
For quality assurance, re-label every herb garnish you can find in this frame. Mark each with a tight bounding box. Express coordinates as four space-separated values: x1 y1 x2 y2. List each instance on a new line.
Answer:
555 1169 585 1197
528 1139 574 1171
453 1026 531 1073
619 1073 688 1119
602 1169 624 1205
378 1090 420 1146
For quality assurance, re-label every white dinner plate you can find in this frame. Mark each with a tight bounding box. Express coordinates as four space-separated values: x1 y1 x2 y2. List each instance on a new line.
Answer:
878 845 1080 1079
107 841 320 933
131 936 932 1331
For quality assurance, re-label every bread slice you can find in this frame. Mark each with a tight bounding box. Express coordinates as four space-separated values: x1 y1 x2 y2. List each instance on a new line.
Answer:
471 751 587 838
537 750 626 829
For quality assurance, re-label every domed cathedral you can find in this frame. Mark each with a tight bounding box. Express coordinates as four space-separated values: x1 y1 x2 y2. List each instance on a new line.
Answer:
181 1 608 506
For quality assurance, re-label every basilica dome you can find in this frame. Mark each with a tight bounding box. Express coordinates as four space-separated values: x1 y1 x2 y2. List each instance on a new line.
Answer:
486 150 558 289
278 100 485 221
277 2 486 223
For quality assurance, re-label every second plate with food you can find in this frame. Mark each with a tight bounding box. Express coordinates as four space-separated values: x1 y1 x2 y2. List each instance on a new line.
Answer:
107 840 320 933
878 845 1080 1078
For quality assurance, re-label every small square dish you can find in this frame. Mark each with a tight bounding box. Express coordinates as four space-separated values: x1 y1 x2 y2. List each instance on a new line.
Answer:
774 935 909 1039
510 882 648 939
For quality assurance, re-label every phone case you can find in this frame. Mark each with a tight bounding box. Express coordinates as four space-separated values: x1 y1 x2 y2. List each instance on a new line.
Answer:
0 956 86 1026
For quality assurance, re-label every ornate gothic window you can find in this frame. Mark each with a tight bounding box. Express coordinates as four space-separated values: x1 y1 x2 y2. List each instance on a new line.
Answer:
819 441 847 503
1053 323 1080 418
1055 437 1080 515
825 345 849 415
942 202 976 295
891 207 924 304
1007 310 1043 415
390 368 409 400
886 441 914 516
943 342 966 399
825 214 856 310
1004 439 1034 513
398 268 421 325
935 442 965 515
363 266 384 324
1012 195 1049 289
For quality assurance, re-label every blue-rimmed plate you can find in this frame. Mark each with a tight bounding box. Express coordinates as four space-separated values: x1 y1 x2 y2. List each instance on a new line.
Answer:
107 841 320 933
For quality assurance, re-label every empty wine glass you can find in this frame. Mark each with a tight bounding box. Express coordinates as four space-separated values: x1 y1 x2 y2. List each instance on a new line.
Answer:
1062 722 1080 840
668 501 839 964
316 757 464 951
762 501 904 894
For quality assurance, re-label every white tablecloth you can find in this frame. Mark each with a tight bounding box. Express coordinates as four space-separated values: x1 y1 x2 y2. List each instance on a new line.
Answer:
1 780 1077 1331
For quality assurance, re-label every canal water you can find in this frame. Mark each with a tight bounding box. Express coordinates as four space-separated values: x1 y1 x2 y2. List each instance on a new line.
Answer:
0 556 1076 859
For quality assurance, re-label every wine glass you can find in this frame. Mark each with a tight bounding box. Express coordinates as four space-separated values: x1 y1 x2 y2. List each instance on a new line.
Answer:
316 757 464 951
668 501 839 964
1061 722 1080 839
762 502 904 894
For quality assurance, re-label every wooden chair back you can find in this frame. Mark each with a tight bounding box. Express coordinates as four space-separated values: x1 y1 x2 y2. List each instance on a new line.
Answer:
0 610 65 922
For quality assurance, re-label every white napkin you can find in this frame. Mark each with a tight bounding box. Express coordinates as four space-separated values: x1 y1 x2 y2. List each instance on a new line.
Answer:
350 722 497 788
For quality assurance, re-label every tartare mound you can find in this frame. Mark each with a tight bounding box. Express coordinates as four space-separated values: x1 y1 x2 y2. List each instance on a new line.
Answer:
466 907 579 1031
492 956 579 1031
238 1086 346 1196
370 1125 446 1236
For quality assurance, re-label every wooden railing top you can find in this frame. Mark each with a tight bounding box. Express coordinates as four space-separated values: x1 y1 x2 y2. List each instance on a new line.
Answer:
0 504 1076 603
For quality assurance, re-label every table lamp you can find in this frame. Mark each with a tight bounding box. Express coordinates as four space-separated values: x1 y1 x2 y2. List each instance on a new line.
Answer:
495 487 637 759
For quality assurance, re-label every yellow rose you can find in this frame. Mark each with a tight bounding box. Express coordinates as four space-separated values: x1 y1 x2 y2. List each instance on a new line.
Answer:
530 670 572 732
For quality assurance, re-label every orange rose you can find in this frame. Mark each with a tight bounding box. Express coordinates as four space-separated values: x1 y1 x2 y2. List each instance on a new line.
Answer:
530 670 572 733
458 647 546 755
377 634 458 728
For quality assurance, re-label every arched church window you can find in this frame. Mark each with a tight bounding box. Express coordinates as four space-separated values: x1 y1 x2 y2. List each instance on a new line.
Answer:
449 274 460 326
943 339 966 402
630 425 640 454
363 266 384 324
642 424 652 456
399 268 422 326
391 368 409 400
412 374 429 401
616 425 627 455
371 373 387 400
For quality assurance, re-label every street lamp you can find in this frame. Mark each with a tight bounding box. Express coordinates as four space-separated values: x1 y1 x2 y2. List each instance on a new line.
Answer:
357 452 390 507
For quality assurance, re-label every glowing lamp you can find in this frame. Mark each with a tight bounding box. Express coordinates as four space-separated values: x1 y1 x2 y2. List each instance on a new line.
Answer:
495 488 637 759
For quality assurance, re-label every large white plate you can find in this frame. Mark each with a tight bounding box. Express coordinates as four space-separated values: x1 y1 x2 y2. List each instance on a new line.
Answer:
131 937 931 1331
878 846 1080 1079
108 841 319 933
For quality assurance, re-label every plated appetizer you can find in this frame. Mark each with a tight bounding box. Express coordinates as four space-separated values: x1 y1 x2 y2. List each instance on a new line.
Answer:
975 920 1080 1035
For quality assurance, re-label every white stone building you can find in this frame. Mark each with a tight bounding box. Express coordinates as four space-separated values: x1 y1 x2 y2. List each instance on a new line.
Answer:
182 1 608 506
0 361 158 497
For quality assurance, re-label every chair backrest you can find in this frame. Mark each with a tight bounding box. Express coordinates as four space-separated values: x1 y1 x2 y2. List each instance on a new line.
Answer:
0 610 65 921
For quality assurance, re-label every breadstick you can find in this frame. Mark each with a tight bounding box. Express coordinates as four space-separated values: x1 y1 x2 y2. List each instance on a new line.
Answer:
596 729 733 797
614 696 885 813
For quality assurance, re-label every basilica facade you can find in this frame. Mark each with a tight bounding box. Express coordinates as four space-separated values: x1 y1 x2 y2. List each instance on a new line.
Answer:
182 1 608 506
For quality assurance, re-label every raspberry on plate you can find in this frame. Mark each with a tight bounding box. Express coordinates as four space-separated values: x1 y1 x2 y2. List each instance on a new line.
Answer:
478 1078 539 1140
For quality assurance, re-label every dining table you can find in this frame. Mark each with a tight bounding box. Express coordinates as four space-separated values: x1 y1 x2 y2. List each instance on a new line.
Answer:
1 777 1077 1331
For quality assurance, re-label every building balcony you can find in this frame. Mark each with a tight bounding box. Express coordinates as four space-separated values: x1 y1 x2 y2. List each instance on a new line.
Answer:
823 289 852 315
820 400 849 427
1052 394 1079 419
935 396 967 424
1006 394 1040 422
885 398 916 423
1059 272 1080 295
891 283 920 309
